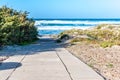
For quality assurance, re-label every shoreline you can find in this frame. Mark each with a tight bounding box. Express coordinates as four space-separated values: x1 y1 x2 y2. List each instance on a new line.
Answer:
35 19 120 35
37 26 90 30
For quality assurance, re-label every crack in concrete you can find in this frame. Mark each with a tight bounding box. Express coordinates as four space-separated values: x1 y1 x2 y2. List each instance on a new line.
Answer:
6 53 28 80
55 49 73 80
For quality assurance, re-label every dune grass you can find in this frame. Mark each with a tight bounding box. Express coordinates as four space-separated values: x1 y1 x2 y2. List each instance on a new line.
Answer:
58 24 120 48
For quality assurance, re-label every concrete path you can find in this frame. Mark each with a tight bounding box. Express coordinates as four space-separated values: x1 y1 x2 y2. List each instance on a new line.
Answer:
0 37 104 80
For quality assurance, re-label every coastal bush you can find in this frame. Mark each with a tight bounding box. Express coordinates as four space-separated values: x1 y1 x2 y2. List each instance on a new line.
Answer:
100 41 114 48
60 34 70 40
56 39 62 43
71 38 81 43
60 29 84 36
0 6 38 46
71 37 98 44
106 63 114 68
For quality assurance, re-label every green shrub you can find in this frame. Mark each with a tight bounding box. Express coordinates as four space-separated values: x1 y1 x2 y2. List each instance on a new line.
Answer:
71 37 98 44
71 38 89 42
0 6 38 46
60 34 70 40
71 38 81 43
100 41 114 48
56 39 62 43
106 63 114 68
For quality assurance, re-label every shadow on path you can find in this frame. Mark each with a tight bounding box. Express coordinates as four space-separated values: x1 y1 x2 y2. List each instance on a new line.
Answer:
0 62 22 70
0 37 62 56
0 37 61 70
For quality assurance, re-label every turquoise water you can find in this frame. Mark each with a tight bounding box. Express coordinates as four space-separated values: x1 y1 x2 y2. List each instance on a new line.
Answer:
35 19 120 35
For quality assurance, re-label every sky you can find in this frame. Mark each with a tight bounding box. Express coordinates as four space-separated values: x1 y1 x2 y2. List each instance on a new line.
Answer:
0 0 120 19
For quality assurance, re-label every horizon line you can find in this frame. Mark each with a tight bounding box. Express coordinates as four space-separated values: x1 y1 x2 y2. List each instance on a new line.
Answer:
33 18 120 20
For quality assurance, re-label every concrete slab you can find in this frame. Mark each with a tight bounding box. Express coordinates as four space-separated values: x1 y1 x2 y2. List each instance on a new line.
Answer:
0 55 25 80
0 37 104 80
7 51 71 80
56 48 104 80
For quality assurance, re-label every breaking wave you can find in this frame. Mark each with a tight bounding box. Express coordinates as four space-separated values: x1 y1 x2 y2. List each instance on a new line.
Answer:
35 19 120 35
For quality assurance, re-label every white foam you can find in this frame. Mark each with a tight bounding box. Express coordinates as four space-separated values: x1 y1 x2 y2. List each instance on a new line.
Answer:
35 20 120 31
35 20 120 26
37 26 90 30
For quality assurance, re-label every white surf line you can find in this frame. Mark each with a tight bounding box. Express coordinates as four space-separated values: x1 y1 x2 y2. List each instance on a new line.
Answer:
35 20 120 25
37 27 90 30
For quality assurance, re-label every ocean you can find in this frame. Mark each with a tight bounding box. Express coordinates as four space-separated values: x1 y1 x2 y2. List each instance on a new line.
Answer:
34 19 120 35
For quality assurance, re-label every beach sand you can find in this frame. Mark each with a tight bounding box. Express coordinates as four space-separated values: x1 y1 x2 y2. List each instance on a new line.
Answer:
65 43 120 80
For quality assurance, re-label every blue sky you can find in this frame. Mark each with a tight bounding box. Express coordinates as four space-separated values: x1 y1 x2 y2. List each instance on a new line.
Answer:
0 0 120 18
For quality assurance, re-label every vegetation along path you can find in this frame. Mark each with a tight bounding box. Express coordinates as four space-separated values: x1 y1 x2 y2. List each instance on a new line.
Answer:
0 36 104 80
